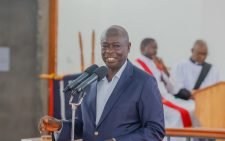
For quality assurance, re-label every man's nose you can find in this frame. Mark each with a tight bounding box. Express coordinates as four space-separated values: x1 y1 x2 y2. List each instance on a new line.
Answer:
105 45 115 53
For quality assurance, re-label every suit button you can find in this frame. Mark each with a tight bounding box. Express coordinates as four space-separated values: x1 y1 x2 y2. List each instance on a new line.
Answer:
94 131 99 136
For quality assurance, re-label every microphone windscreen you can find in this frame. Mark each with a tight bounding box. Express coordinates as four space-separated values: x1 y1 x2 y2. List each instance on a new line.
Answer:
94 66 108 80
84 64 99 74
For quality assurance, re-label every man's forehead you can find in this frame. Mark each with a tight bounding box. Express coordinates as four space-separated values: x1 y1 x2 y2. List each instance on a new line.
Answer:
101 35 126 43
195 45 208 50
194 46 208 54
148 41 157 46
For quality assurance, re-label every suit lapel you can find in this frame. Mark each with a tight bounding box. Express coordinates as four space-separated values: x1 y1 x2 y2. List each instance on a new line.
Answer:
86 81 97 127
96 61 134 128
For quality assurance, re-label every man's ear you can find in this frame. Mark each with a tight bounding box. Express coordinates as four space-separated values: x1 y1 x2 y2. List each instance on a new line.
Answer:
128 42 131 53
191 47 194 53
140 46 145 55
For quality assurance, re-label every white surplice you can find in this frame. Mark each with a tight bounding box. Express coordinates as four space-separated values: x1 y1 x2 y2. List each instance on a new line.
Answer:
171 59 220 93
134 55 196 129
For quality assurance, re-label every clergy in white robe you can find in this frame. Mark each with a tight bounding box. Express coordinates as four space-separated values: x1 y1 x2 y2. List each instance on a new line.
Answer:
171 59 220 92
171 40 220 100
134 38 195 129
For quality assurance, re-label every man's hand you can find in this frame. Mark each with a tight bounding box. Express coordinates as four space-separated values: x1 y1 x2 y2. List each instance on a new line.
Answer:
189 95 195 100
153 56 170 76
38 115 62 133
190 90 197 100
153 56 163 64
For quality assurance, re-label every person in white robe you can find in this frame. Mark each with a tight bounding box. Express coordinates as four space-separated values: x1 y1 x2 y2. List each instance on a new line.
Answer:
171 40 220 100
134 38 196 129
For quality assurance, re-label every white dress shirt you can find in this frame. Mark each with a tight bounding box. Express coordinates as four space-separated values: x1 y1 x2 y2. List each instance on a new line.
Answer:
95 60 127 125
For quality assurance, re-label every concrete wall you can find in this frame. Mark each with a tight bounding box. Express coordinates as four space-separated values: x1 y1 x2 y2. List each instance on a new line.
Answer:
37 0 50 119
0 0 49 140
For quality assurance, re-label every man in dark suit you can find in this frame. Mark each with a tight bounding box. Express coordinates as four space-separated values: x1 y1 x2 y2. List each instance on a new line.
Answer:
39 25 165 141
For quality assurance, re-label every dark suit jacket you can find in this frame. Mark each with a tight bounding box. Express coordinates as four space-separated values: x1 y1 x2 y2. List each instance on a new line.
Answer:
58 61 165 141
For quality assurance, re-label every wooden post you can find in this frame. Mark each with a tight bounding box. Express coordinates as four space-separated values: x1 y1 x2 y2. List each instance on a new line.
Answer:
48 0 58 116
78 32 85 71
91 30 95 64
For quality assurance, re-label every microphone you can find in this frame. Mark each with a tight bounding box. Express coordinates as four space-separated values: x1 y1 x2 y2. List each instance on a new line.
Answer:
75 66 108 93
63 64 99 92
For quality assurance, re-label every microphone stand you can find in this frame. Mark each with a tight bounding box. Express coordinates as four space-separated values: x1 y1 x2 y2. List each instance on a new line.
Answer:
69 90 86 141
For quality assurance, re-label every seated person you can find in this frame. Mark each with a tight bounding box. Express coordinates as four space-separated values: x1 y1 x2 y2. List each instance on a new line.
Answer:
135 38 195 128
171 40 220 100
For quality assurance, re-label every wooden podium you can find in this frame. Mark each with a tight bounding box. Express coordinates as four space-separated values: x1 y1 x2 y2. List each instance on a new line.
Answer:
193 82 225 128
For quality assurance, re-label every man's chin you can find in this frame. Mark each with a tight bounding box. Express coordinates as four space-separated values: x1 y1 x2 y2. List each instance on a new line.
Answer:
106 63 119 70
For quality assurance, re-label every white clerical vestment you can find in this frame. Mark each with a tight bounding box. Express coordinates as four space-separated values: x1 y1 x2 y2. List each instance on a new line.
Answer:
135 55 196 129
171 59 220 93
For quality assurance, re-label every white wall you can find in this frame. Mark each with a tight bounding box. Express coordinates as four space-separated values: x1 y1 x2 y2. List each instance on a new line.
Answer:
201 0 225 80
57 0 225 80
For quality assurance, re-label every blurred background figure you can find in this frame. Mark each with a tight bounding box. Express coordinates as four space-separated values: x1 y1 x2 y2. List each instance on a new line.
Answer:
135 38 195 129
171 40 220 100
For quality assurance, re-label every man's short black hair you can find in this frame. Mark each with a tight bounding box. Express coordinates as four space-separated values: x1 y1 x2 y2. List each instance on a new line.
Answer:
140 38 155 49
101 25 129 42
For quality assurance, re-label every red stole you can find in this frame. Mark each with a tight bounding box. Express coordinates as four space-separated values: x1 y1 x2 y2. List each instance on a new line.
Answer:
136 58 192 127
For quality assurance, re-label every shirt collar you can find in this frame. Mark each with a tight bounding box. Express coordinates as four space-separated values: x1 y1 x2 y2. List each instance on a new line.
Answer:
115 60 127 78
140 55 153 62
189 58 204 66
102 60 128 81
